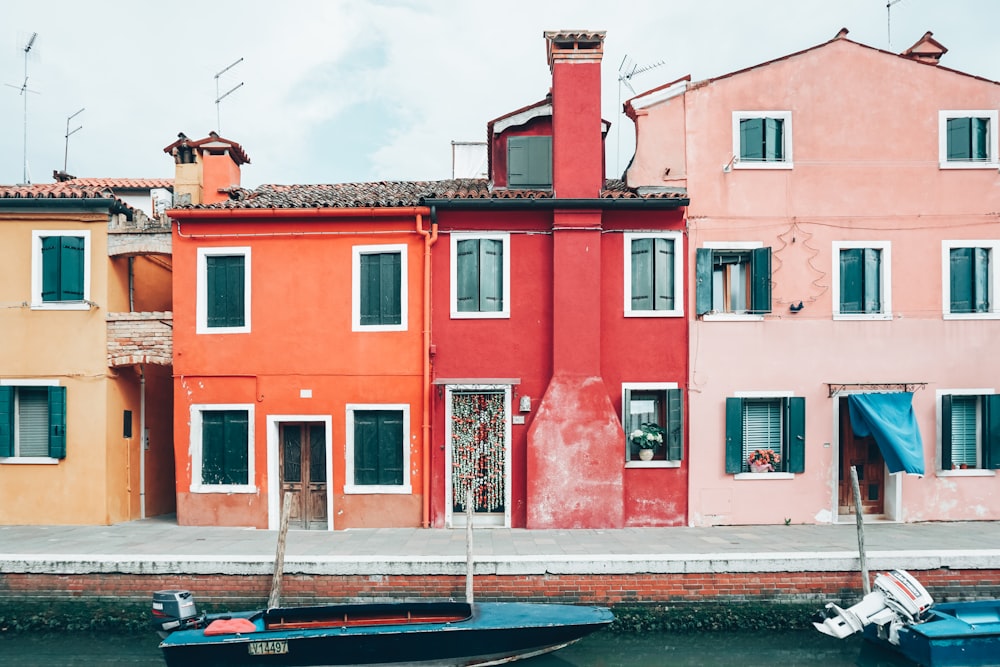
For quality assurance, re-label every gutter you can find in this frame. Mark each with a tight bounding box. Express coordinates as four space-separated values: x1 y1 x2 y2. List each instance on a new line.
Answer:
419 197 689 210
168 207 432 219
0 197 131 217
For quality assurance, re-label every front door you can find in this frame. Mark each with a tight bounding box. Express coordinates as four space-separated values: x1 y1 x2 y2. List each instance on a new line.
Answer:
280 423 328 530
447 389 509 527
838 397 885 516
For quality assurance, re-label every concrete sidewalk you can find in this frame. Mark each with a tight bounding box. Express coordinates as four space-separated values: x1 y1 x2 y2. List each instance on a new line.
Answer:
1 517 998 577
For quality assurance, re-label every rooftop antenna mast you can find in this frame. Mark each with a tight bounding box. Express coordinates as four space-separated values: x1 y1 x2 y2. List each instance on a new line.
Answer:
4 32 40 184
63 107 84 173
616 55 664 177
887 0 904 50
214 57 244 134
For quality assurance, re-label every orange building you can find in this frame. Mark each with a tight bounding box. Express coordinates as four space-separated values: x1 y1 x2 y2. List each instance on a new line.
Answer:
0 180 175 524
167 134 435 529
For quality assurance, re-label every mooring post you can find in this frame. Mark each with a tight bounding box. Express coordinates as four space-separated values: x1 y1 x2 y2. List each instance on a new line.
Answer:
268 492 293 609
850 466 871 594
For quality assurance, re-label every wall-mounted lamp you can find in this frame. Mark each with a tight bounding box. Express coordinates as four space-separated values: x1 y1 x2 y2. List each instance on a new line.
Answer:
519 396 531 413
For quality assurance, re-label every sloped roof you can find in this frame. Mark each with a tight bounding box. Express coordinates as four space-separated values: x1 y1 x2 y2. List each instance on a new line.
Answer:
0 182 135 217
172 178 687 210
68 177 173 189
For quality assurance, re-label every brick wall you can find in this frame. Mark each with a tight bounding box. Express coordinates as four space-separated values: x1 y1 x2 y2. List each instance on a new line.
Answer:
106 312 173 367
4 570 999 610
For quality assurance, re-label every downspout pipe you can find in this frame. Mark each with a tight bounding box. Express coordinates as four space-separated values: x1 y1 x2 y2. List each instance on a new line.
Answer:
139 364 146 519
416 208 439 528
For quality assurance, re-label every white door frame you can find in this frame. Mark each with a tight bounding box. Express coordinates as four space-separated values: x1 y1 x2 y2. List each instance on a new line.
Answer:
266 414 334 531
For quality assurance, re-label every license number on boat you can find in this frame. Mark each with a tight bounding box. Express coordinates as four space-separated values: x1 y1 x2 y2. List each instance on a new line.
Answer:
248 640 288 656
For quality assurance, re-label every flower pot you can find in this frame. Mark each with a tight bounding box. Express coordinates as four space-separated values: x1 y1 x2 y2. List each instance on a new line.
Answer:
750 464 771 473
638 449 654 461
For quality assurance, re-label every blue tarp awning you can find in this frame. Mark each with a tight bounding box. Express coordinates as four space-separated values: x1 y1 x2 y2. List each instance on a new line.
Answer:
848 393 925 476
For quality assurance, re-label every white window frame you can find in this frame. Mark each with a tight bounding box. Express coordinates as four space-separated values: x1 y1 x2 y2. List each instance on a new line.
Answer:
0 379 60 464
450 232 511 319
189 403 256 493
196 247 251 334
30 230 92 311
352 244 408 332
622 382 681 469
700 241 765 321
936 389 996 477
623 232 684 318
731 111 793 170
345 403 412 494
941 240 1000 320
733 390 795 480
938 110 999 169
832 241 892 321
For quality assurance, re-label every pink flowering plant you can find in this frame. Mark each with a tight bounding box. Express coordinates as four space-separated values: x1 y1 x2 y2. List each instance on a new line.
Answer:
747 448 780 471
630 422 665 450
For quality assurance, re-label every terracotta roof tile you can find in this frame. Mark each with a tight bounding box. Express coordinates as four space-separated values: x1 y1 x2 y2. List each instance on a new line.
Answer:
68 177 173 189
0 183 115 199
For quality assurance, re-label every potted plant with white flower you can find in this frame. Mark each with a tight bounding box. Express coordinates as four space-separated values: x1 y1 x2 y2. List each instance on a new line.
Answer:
630 422 665 461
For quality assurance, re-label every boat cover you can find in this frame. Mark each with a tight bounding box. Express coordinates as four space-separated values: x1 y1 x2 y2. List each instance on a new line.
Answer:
848 393 924 475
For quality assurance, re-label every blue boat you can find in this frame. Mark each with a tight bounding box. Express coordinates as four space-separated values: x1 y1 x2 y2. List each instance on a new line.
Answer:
152 592 613 666
814 569 1000 666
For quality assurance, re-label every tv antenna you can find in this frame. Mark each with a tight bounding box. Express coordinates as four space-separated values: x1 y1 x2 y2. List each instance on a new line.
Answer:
887 0 904 50
616 55 664 176
214 57 244 134
4 32 40 184
63 107 84 173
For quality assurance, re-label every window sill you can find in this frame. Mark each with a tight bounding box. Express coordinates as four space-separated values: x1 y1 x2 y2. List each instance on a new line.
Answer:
943 312 1000 320
701 313 765 322
196 325 251 335
735 472 794 480
733 162 794 170
451 312 510 320
190 484 257 494
350 324 408 333
937 469 995 477
625 310 684 318
939 161 999 170
344 484 412 495
30 302 91 311
625 460 681 469
0 457 59 465
833 313 892 321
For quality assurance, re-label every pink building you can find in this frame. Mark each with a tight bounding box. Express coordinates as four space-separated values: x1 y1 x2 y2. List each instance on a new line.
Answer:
626 29 1000 525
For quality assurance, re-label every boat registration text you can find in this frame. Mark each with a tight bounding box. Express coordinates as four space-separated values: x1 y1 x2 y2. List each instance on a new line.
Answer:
248 640 288 655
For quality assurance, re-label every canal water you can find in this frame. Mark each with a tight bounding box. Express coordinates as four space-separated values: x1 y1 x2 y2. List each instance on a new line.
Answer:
0 629 912 666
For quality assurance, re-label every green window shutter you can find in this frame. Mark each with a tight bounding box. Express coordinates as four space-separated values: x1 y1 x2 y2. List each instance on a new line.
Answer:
201 412 225 484
200 410 248 485
380 253 401 325
480 239 503 312
764 118 783 161
508 136 552 188
666 388 683 461
863 249 881 313
508 137 528 185
0 387 13 457
983 395 1000 470
972 118 989 161
41 236 62 302
941 394 954 471
653 238 674 311
947 117 971 160
47 386 67 459
378 411 404 485
725 397 744 473
354 411 378 485
750 247 772 314
695 248 714 316
224 411 249 485
840 249 863 313
529 136 552 187
206 256 245 327
950 248 973 313
786 397 805 473
455 239 479 312
974 248 990 312
630 238 653 310
59 236 85 301
740 118 764 161
359 255 380 325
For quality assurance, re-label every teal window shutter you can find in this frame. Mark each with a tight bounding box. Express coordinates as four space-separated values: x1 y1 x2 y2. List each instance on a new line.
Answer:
725 397 744 473
378 411 404 485
972 118 989 161
950 248 973 313
480 239 503 312
666 388 683 461
740 118 764 161
949 396 978 467
941 394 954 471
840 249 863 313
695 248 713 315
48 386 66 459
974 248 990 312
984 395 1000 470
456 239 479 312
41 237 62 302
354 411 378 485
630 238 653 310
206 255 245 327
653 238 674 310
59 236 85 301
359 255 380 325
202 412 225 483
225 411 249 484
787 397 805 473
201 410 248 484
508 136 552 187
0 387 12 457
764 118 783 161
750 247 772 314
360 253 401 325
947 117 971 160
863 249 881 313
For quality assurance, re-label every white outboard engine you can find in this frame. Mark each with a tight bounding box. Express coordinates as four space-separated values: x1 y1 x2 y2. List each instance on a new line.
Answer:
151 589 205 637
813 570 934 642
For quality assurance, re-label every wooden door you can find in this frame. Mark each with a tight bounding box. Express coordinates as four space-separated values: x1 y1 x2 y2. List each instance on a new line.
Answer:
280 423 328 530
838 398 885 516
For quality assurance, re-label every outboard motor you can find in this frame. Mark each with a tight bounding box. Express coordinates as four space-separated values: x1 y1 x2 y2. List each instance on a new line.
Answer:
813 570 934 642
151 590 205 637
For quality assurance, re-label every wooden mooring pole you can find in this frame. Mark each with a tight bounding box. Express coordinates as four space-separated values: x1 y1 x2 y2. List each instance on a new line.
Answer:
465 489 474 605
268 492 293 609
850 466 871 595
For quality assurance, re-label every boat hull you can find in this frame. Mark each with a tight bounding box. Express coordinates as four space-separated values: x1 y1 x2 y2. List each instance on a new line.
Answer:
159 601 613 667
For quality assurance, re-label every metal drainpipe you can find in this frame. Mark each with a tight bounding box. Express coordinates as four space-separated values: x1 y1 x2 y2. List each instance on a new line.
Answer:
128 256 134 311
139 364 146 519
416 209 438 528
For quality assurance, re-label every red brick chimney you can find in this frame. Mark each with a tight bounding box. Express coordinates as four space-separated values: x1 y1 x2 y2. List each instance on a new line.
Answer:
545 30 606 199
163 132 250 205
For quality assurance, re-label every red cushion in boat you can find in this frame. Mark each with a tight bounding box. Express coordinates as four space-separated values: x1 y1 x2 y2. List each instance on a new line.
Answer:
204 618 259 635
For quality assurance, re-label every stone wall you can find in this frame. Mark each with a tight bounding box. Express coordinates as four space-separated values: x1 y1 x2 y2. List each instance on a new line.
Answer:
106 312 173 367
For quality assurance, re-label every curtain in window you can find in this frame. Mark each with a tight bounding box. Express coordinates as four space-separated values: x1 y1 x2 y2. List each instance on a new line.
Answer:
847 393 924 475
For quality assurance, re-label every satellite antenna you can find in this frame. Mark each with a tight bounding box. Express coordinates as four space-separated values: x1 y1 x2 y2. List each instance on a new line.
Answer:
63 107 84 173
616 55 664 176
214 57 244 134
4 32 40 184
887 0 904 50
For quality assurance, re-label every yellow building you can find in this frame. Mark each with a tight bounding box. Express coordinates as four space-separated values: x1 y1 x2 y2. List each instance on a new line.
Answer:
0 180 175 524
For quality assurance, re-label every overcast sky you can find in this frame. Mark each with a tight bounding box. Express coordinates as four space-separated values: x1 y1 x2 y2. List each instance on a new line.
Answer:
2 0 998 189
